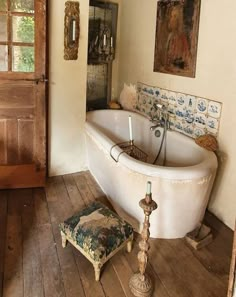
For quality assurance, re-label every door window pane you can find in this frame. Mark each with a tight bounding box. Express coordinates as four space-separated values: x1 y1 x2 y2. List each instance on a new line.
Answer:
0 0 7 11
11 0 34 13
0 45 8 71
12 46 34 72
0 15 7 41
12 16 34 43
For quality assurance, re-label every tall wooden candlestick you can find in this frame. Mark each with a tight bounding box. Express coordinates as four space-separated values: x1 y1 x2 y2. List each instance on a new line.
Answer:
129 184 157 297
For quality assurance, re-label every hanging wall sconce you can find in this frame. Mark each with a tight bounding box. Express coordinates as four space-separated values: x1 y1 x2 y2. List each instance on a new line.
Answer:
64 1 80 60
88 1 117 64
100 1 114 62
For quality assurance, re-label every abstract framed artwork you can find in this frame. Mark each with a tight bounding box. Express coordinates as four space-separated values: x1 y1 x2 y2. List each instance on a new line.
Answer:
153 0 201 77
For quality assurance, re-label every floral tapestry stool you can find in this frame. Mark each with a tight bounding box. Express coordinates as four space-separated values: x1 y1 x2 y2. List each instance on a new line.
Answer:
59 201 134 281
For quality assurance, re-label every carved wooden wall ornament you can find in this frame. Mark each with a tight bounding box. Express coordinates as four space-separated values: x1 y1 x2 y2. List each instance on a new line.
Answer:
64 1 80 60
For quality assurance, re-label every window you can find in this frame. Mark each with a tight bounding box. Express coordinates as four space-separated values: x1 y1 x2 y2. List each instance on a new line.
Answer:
0 0 35 72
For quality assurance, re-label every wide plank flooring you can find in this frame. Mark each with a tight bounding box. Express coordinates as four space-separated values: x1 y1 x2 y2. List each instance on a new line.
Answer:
0 171 233 297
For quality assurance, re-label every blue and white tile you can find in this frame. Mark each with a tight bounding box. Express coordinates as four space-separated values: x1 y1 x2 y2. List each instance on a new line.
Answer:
146 110 153 119
208 101 222 118
176 93 186 107
195 113 207 128
139 93 149 105
154 87 161 99
196 97 208 114
207 116 219 130
149 106 158 120
185 95 196 110
135 103 141 112
183 123 194 137
206 117 219 135
144 86 155 97
160 100 168 110
146 104 153 115
140 101 149 113
193 127 205 138
168 104 176 116
174 120 184 132
146 96 154 106
206 127 218 136
175 107 185 119
184 110 195 124
139 83 152 96
137 92 142 104
160 89 169 101
154 98 161 107
168 91 177 105
168 115 176 130
138 82 145 93
141 107 147 114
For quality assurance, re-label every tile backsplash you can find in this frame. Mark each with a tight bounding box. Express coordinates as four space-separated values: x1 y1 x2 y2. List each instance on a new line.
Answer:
135 82 222 139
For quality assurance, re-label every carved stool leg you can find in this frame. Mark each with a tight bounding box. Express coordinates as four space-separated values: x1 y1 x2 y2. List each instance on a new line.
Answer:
127 239 133 253
94 263 101 281
61 231 67 248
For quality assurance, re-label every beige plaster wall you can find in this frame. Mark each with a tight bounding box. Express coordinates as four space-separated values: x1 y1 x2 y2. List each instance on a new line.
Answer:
118 0 236 229
49 0 89 176
49 0 122 176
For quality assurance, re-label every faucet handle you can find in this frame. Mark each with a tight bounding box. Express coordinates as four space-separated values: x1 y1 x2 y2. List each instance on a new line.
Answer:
156 103 164 110
150 103 163 121
151 103 162 111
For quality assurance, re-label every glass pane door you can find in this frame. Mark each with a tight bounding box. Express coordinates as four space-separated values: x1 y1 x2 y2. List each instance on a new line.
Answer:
0 0 35 73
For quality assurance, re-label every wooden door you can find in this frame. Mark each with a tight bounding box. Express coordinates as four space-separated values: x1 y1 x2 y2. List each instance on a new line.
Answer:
228 222 236 297
0 0 47 188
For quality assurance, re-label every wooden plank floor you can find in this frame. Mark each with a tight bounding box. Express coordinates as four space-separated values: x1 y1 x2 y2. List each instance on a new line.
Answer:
0 171 233 297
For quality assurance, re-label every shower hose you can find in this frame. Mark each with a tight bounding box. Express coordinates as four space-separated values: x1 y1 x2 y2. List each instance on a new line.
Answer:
152 118 167 165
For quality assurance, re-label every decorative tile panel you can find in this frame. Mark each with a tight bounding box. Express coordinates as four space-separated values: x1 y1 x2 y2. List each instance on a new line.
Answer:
136 82 223 138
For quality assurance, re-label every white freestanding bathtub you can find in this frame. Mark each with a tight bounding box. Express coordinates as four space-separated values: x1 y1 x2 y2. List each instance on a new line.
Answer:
85 109 217 238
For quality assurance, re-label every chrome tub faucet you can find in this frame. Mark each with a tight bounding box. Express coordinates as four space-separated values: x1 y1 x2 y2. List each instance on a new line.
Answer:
150 103 170 130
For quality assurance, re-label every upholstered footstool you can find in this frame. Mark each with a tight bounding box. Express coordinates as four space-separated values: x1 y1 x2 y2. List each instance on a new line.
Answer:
59 201 133 281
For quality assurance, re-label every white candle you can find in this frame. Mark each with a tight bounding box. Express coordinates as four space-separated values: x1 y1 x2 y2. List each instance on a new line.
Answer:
72 19 76 41
110 36 113 48
146 181 151 194
103 34 107 47
128 115 133 141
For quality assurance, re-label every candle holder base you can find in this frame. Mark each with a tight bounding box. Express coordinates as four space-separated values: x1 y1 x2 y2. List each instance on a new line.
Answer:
129 273 153 297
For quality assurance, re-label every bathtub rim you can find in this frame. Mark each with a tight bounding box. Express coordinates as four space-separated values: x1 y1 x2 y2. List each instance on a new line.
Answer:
85 110 218 180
